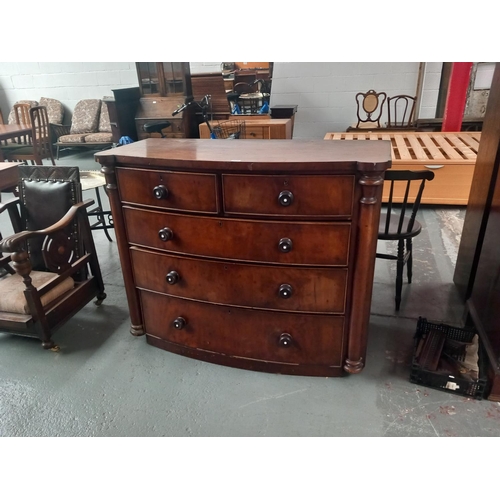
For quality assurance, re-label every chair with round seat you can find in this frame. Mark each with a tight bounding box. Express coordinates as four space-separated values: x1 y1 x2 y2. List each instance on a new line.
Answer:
376 169 435 311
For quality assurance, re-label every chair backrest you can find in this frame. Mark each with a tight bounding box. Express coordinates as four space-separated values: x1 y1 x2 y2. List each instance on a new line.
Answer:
13 103 32 126
381 170 435 235
39 97 64 125
7 100 38 124
355 89 387 128
17 165 83 271
387 94 417 128
29 105 54 164
70 99 101 134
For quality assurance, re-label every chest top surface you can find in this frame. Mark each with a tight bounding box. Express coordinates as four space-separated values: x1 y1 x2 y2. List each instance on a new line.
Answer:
95 138 392 173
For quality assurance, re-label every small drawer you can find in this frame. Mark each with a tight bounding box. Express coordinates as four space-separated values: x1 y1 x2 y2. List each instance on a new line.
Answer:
124 207 351 266
140 291 345 367
131 248 348 313
222 174 354 217
244 126 269 139
116 167 218 213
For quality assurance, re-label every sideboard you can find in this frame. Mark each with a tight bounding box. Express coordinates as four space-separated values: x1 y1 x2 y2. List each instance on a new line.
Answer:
95 139 391 376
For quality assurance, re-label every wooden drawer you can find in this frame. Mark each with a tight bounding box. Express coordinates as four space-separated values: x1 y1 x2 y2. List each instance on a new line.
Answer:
245 125 269 139
383 163 475 205
116 168 218 213
124 207 351 266
222 174 354 217
131 247 348 313
140 291 345 367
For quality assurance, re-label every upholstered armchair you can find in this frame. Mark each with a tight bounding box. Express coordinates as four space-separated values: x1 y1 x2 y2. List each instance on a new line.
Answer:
53 99 114 158
0 166 106 350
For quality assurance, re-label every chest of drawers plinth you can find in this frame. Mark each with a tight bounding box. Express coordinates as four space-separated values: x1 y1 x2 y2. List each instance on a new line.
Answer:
95 139 391 376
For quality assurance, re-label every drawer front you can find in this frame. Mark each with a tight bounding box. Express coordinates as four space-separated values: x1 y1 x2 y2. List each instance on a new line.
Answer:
131 247 348 313
116 168 218 213
124 207 351 266
245 126 269 139
140 291 345 367
223 174 354 217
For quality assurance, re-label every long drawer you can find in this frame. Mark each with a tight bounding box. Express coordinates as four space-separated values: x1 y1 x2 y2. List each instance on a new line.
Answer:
140 291 345 367
124 207 351 266
131 247 348 313
222 174 355 218
116 167 219 213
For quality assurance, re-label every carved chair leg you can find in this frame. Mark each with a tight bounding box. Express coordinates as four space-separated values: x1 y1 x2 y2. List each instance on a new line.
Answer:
395 239 405 311
406 238 413 283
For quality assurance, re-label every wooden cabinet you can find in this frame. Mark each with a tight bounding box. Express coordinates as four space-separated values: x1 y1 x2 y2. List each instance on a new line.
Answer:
104 87 141 143
134 62 197 140
95 139 391 376
455 63 500 400
199 118 292 139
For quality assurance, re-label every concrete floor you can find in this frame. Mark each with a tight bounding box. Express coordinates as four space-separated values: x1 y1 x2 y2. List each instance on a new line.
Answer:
1 149 500 437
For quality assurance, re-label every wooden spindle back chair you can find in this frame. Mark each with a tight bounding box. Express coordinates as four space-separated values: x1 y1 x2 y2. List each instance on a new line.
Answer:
376 169 435 310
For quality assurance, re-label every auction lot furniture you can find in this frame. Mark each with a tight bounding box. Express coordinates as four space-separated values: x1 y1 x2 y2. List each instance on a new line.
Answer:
95 139 391 376
324 131 480 205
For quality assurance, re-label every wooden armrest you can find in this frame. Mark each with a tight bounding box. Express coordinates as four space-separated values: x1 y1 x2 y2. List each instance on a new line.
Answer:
0 197 20 215
0 199 94 253
50 123 71 140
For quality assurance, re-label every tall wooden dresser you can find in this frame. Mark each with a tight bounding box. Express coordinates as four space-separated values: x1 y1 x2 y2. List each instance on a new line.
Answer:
95 139 391 376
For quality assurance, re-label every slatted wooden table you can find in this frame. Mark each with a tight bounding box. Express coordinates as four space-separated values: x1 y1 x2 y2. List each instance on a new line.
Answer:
324 131 481 205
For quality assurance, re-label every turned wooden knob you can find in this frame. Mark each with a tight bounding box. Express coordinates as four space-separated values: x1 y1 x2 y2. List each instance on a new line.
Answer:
278 238 293 253
173 317 186 330
166 270 180 285
153 184 169 199
278 190 294 207
158 227 173 242
278 283 293 299
278 333 293 347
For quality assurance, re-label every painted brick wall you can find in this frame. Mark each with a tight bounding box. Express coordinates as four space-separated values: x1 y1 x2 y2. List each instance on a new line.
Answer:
0 62 138 124
269 62 434 138
0 62 442 135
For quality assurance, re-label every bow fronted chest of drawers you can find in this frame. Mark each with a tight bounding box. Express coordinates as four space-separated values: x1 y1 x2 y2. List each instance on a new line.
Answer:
95 139 391 376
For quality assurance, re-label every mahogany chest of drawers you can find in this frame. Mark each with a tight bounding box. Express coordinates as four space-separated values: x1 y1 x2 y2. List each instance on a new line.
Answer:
95 139 391 376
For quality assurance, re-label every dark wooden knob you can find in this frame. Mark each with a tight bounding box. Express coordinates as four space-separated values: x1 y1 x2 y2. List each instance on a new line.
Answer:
278 333 293 347
278 283 293 299
158 227 173 242
166 270 180 285
278 238 293 253
173 317 186 330
278 190 294 207
153 184 169 199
